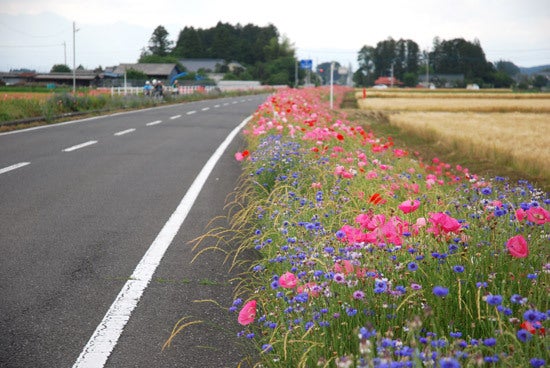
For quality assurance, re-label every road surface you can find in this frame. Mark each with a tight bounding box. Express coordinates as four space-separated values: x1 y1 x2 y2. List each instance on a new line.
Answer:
0 95 265 367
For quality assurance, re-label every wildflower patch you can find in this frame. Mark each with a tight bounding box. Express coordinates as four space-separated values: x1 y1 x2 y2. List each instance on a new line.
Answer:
226 87 548 367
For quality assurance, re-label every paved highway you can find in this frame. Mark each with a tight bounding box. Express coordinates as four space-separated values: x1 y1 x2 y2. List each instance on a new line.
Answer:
0 95 266 367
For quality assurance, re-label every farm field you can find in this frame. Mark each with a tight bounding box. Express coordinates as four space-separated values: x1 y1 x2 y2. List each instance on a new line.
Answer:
355 89 550 190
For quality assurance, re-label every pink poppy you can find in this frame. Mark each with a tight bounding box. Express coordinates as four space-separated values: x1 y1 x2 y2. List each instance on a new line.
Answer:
398 200 420 214
525 207 550 225
279 271 298 289
238 300 257 325
515 208 526 222
506 235 529 258
427 212 461 235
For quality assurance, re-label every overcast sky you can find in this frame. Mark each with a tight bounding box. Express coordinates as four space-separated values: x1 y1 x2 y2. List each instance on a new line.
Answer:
0 0 549 72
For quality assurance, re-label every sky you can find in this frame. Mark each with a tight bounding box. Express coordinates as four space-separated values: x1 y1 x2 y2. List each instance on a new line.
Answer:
0 0 549 72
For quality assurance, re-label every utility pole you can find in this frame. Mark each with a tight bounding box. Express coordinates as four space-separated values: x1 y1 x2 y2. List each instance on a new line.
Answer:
72 21 79 94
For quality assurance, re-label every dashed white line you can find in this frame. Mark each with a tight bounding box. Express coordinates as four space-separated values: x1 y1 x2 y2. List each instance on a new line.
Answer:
146 120 162 126
170 115 182 120
72 115 253 368
201 107 210 111
0 162 30 175
214 104 220 108
62 141 98 152
222 103 229 106
186 110 196 115
114 129 135 136
232 101 238 104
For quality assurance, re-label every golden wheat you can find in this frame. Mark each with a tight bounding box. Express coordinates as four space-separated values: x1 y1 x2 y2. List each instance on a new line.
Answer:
357 97 550 113
355 90 550 100
388 111 550 180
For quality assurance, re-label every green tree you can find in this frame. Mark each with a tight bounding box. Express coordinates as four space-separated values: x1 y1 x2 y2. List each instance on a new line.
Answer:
402 72 418 87
147 25 173 57
356 45 376 86
495 60 520 77
51 64 71 73
172 26 203 58
532 75 548 90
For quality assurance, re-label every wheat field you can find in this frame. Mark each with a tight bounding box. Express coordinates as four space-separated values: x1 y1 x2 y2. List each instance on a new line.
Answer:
356 90 550 185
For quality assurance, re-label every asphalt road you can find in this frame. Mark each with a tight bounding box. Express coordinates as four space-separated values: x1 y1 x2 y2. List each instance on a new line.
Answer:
0 95 266 367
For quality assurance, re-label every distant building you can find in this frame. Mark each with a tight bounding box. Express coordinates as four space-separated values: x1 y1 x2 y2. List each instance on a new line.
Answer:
34 71 99 86
105 63 182 83
374 76 403 87
419 74 464 88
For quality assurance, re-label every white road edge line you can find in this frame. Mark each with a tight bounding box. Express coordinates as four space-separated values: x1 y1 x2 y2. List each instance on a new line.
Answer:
62 141 98 152
0 162 30 175
114 129 135 136
146 120 162 126
72 115 253 368
170 115 182 120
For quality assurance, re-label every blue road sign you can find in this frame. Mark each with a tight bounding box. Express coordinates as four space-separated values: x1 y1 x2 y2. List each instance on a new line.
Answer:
300 59 313 70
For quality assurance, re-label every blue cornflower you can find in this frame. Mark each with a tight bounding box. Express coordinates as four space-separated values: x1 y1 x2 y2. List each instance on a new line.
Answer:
483 337 496 347
481 187 492 195
453 265 465 273
476 282 488 288
527 273 538 279
305 321 314 330
517 329 532 343
346 308 358 316
530 358 546 368
524 309 543 323
407 262 418 271
450 331 462 338
510 294 527 304
246 333 255 339
432 286 449 297
438 358 461 368
261 344 273 353
359 327 376 339
486 294 503 306
374 279 388 294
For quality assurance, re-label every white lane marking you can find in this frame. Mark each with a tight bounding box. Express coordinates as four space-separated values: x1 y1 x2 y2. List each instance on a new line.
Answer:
146 120 162 126
170 115 181 120
0 162 30 175
62 141 98 152
72 115 253 368
201 107 210 111
186 110 196 115
232 101 238 104
214 104 220 108
114 129 135 136
222 102 229 106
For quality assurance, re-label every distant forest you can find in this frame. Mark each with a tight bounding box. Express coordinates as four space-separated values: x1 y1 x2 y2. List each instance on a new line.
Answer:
140 22 547 88
140 22 300 85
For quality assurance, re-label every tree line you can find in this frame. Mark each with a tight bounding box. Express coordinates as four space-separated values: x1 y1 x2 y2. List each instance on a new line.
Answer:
353 37 524 88
134 23 544 89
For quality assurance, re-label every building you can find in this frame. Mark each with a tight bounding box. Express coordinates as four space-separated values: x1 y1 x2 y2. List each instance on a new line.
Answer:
105 63 182 83
374 76 403 87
